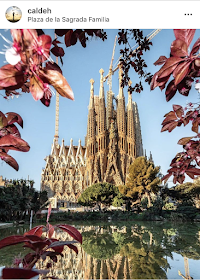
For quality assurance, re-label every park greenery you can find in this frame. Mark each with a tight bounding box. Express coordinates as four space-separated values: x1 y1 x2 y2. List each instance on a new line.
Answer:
0 179 48 222
119 157 161 208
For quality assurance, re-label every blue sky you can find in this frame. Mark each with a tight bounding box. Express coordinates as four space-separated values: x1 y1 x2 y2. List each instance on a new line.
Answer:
0 29 200 190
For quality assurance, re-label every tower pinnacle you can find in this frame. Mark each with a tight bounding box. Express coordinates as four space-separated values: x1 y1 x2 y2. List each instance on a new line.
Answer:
89 79 94 109
99 69 104 98
54 55 59 145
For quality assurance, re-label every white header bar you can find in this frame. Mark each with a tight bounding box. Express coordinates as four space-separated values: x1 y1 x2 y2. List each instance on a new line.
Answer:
0 1 199 29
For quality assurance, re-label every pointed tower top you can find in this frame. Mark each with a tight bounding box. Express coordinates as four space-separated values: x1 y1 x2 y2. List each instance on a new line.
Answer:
128 80 133 110
89 79 94 109
70 138 73 145
118 63 124 98
54 53 59 144
99 69 104 99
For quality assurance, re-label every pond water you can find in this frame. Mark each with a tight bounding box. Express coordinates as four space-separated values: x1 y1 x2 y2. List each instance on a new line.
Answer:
0 221 200 279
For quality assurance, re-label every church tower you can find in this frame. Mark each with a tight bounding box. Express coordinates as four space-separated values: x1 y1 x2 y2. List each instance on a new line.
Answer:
41 39 144 208
117 64 127 183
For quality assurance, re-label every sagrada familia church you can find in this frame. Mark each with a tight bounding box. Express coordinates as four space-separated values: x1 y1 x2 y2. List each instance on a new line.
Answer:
40 41 144 208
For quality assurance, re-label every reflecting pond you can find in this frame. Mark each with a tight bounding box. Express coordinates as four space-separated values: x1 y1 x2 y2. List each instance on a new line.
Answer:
0 221 200 279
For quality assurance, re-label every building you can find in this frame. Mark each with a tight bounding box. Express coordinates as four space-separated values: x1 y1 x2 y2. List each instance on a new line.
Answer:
41 49 143 208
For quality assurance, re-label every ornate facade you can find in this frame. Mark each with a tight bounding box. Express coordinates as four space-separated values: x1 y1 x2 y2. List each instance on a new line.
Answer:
41 63 143 208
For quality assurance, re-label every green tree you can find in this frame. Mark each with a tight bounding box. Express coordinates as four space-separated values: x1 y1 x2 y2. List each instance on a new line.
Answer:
78 182 120 211
119 157 161 207
0 180 48 222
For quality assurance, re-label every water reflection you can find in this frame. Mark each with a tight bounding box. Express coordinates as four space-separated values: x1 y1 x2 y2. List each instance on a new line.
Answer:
1 222 200 279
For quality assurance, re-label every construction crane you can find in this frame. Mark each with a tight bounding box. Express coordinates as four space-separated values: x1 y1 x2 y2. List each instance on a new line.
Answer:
104 29 162 85
178 257 193 280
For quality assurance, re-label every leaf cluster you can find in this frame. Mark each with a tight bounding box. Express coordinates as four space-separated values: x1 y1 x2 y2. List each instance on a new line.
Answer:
0 207 82 279
0 111 29 170
151 29 200 101
118 29 153 93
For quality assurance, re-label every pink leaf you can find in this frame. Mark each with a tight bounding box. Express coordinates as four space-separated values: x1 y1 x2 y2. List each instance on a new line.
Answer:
0 235 28 249
191 38 200 55
24 225 45 237
0 112 8 128
171 39 188 57
0 152 19 171
30 75 44 101
0 64 24 88
154 56 167 66
2 268 39 279
165 80 177 101
56 224 82 244
174 29 196 47
6 112 23 128
47 204 52 223
0 134 30 152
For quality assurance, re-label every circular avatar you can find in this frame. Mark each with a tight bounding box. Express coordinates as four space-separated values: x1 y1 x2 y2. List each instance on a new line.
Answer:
5 6 22 23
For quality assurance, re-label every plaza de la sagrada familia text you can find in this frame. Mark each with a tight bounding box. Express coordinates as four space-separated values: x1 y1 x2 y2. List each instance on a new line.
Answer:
40 54 144 208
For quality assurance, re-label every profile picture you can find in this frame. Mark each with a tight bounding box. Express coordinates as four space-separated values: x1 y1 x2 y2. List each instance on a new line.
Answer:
5 6 22 23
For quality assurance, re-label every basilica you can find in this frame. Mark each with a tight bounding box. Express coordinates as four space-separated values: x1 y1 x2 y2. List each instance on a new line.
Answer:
40 62 143 208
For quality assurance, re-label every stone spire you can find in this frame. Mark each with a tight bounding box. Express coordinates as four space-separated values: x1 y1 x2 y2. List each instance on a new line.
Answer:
127 80 136 158
127 80 133 110
99 69 104 99
118 63 124 99
54 56 59 145
89 79 94 109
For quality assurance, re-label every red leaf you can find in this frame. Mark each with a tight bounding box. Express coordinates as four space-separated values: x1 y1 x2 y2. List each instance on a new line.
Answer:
150 72 159 90
0 152 19 171
0 235 28 249
67 243 79 254
165 80 177 101
173 105 184 118
173 60 191 85
64 30 73 47
191 38 200 55
171 39 188 57
192 120 199 133
174 29 195 47
40 69 74 100
55 29 70 37
51 46 65 57
186 168 200 176
162 111 177 125
24 225 44 237
47 204 52 223
0 134 30 152
48 224 54 239
30 75 44 101
154 56 167 66
47 240 78 253
185 171 195 179
161 121 178 132
40 96 51 107
6 112 23 128
162 173 172 183
158 57 184 79
0 64 24 88
2 267 39 279
177 137 193 145
56 224 82 244
6 124 21 138
0 112 8 128
37 35 52 62
45 62 62 74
